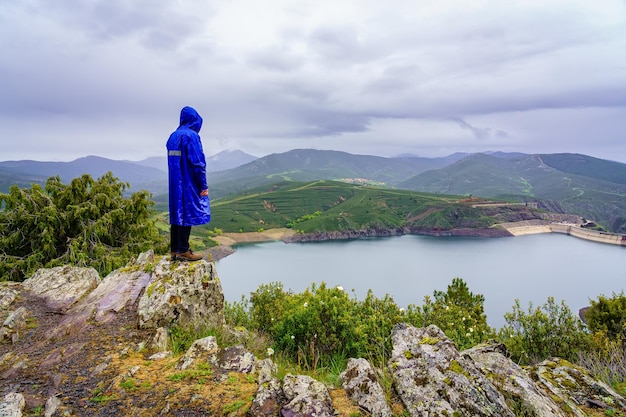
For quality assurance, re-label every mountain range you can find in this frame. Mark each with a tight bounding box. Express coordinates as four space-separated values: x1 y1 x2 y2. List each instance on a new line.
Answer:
1 149 625 232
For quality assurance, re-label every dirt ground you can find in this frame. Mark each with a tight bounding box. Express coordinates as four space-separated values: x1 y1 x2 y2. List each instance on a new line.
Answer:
212 228 295 247
207 228 295 261
0 289 267 416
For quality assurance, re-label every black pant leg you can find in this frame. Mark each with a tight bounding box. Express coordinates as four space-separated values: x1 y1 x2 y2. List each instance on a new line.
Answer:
170 224 179 253
177 225 192 253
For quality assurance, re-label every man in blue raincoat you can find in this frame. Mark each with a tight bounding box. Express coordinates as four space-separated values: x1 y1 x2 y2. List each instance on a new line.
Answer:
166 106 211 261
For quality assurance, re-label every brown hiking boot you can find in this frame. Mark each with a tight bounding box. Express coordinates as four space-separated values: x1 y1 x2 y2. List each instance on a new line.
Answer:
176 250 203 262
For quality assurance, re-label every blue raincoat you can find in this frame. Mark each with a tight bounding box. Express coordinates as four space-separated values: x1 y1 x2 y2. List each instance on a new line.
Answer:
166 106 211 226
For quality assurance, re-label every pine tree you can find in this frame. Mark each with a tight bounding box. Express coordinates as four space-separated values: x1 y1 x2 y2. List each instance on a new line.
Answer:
0 172 167 281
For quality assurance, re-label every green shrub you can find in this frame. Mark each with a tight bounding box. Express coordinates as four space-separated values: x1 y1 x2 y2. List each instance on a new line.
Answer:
0 173 166 281
404 278 494 350
267 283 359 368
249 282 403 368
249 282 290 332
584 292 626 341
498 297 590 365
247 278 492 368
353 291 405 361
578 331 626 388
224 295 253 329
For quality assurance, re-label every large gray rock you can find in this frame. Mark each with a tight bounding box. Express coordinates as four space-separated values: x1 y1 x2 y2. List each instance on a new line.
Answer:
175 336 219 371
44 396 61 417
256 358 278 385
389 323 514 417
152 327 169 352
22 266 100 311
0 285 19 310
0 307 29 344
249 378 285 417
281 374 334 417
46 252 155 340
340 358 392 417
0 392 24 417
464 343 568 416
531 357 626 416
138 257 225 329
217 345 255 373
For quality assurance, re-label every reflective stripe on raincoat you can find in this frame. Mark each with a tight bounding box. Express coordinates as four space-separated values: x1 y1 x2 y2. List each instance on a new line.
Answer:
166 106 211 226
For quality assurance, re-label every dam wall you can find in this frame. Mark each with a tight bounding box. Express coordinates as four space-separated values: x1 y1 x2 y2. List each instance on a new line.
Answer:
500 221 626 246
550 224 626 246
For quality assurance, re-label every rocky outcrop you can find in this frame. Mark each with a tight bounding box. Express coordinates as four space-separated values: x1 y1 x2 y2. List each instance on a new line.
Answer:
387 324 626 417
465 343 568 416
137 257 224 329
285 227 408 243
22 266 100 312
43 252 157 342
2 254 625 416
413 227 513 238
285 226 512 243
175 336 219 371
389 323 514 416
249 377 285 417
217 344 255 373
531 357 626 415
340 357 392 417
0 251 230 415
281 374 334 417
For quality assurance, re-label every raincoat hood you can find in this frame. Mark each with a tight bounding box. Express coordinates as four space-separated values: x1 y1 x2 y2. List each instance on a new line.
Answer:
179 106 203 133
167 106 210 226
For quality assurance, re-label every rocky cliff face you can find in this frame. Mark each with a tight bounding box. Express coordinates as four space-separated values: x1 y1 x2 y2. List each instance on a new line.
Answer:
285 226 512 243
1 252 624 416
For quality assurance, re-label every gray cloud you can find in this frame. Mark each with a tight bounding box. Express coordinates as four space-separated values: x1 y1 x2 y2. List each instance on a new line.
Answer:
0 0 625 162
451 118 509 141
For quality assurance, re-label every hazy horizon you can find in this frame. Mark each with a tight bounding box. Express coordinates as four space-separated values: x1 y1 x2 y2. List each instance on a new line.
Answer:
2 148 626 165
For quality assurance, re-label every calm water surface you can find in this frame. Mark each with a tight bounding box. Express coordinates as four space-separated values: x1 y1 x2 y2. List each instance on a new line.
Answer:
217 234 624 328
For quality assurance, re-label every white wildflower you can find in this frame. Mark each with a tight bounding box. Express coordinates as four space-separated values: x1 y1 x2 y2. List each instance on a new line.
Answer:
266 348 274 356
336 285 344 291
399 308 405 313
291 335 295 340
303 302 308 308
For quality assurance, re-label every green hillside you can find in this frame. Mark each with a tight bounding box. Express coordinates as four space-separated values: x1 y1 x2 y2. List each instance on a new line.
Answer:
203 180 537 234
540 153 626 185
0 170 47 193
4 149 624 232
206 149 448 192
398 153 626 232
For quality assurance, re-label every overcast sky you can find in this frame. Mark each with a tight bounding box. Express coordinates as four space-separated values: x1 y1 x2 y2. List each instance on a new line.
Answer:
1 0 625 163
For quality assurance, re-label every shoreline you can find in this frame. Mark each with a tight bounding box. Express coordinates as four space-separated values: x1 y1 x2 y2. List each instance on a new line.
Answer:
206 222 625 261
206 228 296 261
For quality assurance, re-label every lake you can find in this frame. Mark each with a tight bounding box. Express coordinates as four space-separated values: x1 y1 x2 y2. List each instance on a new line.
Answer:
216 233 625 328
